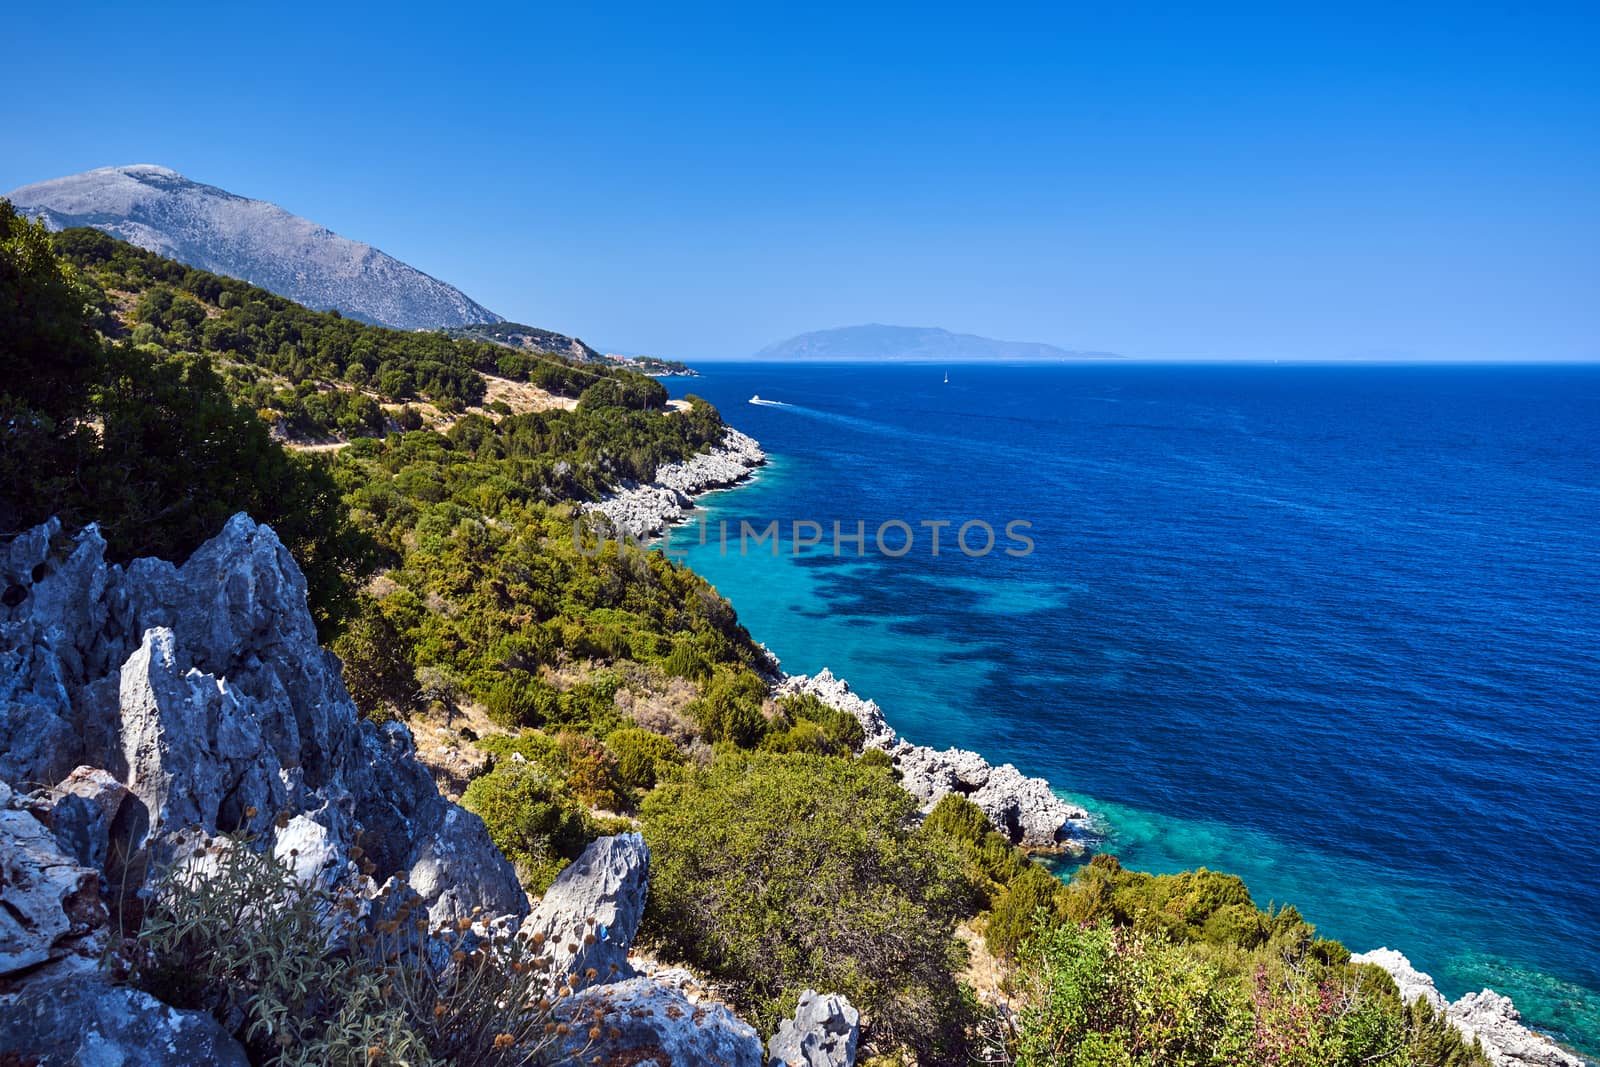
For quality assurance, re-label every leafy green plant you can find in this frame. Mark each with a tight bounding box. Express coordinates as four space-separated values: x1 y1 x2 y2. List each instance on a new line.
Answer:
999 855 1495 1066
606 727 683 790
460 763 597 892
128 833 601 1066
1009 921 1250 1067
760 692 866 755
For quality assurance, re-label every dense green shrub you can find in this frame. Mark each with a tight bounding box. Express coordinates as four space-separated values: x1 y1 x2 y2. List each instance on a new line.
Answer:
998 854 1493 1066
606 727 683 790
459 763 595 892
920 793 1031 908
760 692 865 755
556 731 632 811
986 864 1069 959
687 669 769 746
1008 917 1491 1067
640 752 975 1060
0 201 101 421
1009 921 1249 1066
481 670 562 729
332 596 418 718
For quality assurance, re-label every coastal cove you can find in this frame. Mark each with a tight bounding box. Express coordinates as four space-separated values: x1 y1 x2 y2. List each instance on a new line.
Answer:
656 361 1600 1060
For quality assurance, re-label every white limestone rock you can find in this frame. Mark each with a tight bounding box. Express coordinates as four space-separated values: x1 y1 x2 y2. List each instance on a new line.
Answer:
0 791 107 980
586 427 768 539
552 975 765 1067
779 669 1089 849
521 833 651 988
1352 947 1589 1067
1450 990 1589 1067
0 977 250 1066
767 989 861 1067
0 514 525 925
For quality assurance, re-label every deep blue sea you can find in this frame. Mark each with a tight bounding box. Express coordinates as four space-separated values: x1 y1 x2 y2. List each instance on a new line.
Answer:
658 362 1600 1056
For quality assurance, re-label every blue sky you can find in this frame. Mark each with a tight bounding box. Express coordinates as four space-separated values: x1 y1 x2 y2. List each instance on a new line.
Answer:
3 2 1596 360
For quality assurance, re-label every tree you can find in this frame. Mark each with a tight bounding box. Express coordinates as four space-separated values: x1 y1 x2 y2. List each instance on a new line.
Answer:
1 206 373 636
0 200 100 420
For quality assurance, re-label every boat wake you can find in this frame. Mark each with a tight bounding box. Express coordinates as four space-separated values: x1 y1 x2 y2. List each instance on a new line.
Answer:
749 394 790 406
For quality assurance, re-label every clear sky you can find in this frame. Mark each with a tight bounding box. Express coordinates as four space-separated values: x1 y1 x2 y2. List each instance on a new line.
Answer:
3 2 1596 360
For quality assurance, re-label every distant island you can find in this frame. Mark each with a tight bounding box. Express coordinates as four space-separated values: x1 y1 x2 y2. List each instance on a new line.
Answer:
755 323 1119 362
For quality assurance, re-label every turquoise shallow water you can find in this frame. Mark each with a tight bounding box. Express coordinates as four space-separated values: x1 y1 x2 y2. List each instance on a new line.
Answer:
663 362 1600 1057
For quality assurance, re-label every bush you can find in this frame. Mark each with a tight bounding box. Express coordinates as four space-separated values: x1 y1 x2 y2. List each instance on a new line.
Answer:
0 207 374 638
687 670 769 746
858 746 894 771
920 793 1031 910
640 752 975 1060
985 864 1067 959
1004 855 1495 1066
333 597 418 718
761 692 865 755
459 763 594 892
482 671 561 729
557 731 632 812
606 728 683 791
1009 922 1249 1066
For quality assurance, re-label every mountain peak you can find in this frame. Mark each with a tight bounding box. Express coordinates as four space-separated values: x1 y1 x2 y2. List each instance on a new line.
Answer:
5 166 500 331
111 163 183 177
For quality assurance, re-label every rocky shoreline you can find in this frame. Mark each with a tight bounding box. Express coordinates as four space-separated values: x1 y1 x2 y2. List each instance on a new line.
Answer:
1352 949 1588 1067
593 422 1092 852
585 426 767 539
779 668 1092 851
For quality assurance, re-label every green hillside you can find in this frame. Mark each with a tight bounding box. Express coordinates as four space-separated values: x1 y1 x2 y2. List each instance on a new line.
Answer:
1 202 1492 1066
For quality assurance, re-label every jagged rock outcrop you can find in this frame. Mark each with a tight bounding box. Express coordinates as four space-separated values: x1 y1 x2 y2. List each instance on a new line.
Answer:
7 164 500 330
1450 991 1589 1067
0 781 107 981
779 669 1089 849
0 514 524 924
521 833 650 987
767 989 861 1067
778 669 896 748
0 977 250 1066
24 766 147 887
552 975 765 1067
586 427 767 539
1352 948 1589 1067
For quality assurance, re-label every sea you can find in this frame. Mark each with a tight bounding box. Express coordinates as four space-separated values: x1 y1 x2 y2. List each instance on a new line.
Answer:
658 361 1600 1058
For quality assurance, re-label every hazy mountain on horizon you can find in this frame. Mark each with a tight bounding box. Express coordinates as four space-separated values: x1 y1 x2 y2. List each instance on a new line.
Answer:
755 323 1118 362
5 165 501 331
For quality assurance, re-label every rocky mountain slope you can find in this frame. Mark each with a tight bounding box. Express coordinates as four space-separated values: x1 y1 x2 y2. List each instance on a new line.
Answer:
755 323 1118 361
0 512 858 1067
6 165 500 330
